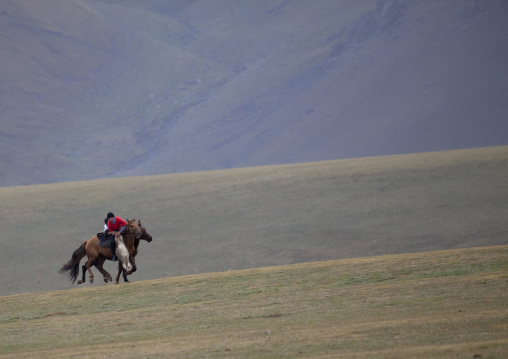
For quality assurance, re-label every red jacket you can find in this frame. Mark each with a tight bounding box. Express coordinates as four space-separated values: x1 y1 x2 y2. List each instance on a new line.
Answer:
107 216 127 232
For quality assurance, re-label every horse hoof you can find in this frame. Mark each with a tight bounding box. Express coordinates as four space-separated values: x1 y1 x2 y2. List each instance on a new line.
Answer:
77 280 84 285
90 277 94 284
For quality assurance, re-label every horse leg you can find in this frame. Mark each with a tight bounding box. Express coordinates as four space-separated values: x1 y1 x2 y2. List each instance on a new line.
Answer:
115 263 123 284
123 269 129 283
77 264 88 284
119 255 137 283
95 256 112 283
85 257 96 284
115 253 132 284
79 258 106 284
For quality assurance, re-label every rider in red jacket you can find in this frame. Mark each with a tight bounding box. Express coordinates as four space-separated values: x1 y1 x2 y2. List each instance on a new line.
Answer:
105 212 127 261
106 212 127 237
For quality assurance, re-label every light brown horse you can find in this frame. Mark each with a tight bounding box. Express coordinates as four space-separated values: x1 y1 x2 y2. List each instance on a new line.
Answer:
76 221 153 284
60 218 142 284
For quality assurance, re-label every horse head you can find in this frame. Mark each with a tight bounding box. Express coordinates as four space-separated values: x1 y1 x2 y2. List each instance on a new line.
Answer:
138 220 153 242
126 218 142 239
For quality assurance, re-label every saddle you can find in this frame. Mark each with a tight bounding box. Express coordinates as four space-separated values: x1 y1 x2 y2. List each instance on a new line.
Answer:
97 232 115 248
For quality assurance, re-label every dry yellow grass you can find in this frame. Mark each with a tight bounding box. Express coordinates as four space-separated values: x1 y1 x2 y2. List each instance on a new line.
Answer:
1 245 507 358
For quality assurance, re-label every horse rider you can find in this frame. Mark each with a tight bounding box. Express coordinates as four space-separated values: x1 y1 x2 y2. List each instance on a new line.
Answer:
105 212 127 261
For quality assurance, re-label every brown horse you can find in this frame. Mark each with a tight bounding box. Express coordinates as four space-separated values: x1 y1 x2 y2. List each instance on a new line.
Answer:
59 218 142 284
79 221 153 284
116 221 153 283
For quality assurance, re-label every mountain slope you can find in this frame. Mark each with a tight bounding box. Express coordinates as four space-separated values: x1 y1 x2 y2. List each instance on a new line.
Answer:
134 0 508 176
1 0 508 186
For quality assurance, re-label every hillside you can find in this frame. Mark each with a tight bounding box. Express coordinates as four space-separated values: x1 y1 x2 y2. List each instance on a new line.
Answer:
1 0 508 186
0 146 507 296
1 245 507 358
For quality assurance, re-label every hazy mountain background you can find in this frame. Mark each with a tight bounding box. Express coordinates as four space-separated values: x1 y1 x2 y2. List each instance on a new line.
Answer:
1 0 508 187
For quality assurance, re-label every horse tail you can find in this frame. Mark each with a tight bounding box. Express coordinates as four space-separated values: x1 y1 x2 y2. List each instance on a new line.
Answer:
59 241 87 284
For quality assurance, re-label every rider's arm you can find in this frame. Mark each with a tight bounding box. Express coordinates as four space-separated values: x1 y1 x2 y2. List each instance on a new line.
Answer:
118 226 126 234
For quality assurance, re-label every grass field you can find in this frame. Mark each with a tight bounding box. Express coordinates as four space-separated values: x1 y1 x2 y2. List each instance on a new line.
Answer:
0 245 507 358
1 146 508 296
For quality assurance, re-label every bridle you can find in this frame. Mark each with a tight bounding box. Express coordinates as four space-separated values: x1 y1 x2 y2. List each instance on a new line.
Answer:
126 219 142 240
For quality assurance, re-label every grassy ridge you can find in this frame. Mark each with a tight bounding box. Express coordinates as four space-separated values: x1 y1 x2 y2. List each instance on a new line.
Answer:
0 146 508 296
1 245 507 358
